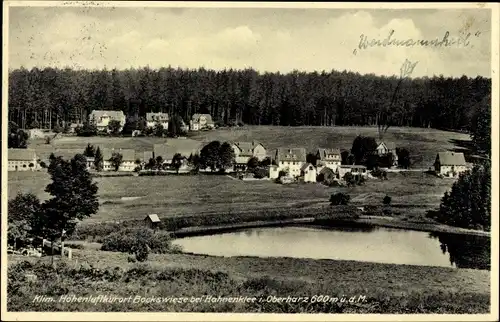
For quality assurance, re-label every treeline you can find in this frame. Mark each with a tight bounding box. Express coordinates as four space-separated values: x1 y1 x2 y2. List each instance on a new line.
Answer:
8 67 490 131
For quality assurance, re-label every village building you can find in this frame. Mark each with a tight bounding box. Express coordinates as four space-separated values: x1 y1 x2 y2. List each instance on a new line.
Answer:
146 112 169 130
85 157 95 170
301 163 317 183
89 110 126 132
337 165 368 180
144 214 161 230
151 142 202 168
316 148 341 172
434 152 468 177
269 165 280 179
189 114 215 131
8 148 39 171
231 141 267 169
101 148 136 171
376 141 398 166
273 148 307 178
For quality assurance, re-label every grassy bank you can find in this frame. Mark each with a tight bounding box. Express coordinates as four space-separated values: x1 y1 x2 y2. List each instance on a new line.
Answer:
8 250 490 313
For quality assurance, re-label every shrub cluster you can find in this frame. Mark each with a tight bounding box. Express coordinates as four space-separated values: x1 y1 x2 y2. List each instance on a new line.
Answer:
100 227 180 254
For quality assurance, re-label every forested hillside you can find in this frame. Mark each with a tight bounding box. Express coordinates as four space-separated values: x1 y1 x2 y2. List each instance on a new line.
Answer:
8 67 490 131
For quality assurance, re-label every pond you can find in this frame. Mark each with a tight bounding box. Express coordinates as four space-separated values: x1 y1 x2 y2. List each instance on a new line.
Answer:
172 225 490 270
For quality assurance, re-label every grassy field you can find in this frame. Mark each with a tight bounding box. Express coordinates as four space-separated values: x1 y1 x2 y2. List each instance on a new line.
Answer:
8 170 453 224
9 125 469 223
7 250 490 313
28 136 202 161
188 125 472 168
29 126 472 168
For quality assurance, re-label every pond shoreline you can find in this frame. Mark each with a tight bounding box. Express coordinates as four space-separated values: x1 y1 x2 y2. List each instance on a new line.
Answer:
171 215 490 238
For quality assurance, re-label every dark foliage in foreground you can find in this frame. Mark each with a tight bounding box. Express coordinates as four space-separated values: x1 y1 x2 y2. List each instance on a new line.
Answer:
8 260 489 313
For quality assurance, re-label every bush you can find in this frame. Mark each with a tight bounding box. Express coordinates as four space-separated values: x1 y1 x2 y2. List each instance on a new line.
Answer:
101 227 178 254
53 124 62 133
253 168 268 179
330 193 351 205
135 242 149 262
383 195 392 205
371 168 388 180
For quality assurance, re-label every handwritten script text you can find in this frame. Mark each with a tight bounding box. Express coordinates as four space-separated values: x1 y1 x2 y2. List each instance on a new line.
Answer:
353 29 481 55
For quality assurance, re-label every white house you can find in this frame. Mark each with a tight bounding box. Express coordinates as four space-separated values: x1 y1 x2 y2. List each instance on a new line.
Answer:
273 148 307 178
337 165 368 180
376 141 398 166
190 114 215 131
89 110 126 132
8 148 40 171
434 152 468 177
231 141 267 169
101 148 136 171
146 112 169 130
316 148 341 172
301 163 317 183
269 165 280 179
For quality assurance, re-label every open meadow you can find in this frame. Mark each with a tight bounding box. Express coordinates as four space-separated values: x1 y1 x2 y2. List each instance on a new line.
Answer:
189 125 473 168
28 126 472 169
9 170 454 224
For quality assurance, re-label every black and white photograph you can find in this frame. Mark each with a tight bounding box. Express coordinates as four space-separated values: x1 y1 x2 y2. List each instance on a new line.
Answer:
2 2 498 320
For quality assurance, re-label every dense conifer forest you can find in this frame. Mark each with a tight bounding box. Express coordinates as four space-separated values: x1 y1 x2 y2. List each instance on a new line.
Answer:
8 67 490 132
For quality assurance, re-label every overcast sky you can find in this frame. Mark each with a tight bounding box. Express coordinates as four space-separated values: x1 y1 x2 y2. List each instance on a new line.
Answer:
8 6 492 78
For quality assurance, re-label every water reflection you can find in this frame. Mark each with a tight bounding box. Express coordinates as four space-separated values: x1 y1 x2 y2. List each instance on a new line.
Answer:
428 232 490 270
173 226 490 270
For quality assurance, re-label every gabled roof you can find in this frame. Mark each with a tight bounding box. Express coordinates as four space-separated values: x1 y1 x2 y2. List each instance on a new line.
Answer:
89 110 126 121
377 141 396 150
319 166 336 176
436 152 466 166
232 141 264 157
146 112 169 122
275 148 307 163
145 214 161 223
8 148 36 161
317 148 341 160
101 148 136 161
191 113 214 124
301 163 315 172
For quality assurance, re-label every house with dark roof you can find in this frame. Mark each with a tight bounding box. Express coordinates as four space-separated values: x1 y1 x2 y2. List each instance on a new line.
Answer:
190 114 214 131
316 148 341 171
8 148 39 171
230 141 267 168
89 110 126 132
100 148 137 171
434 152 468 177
274 148 307 178
146 112 169 130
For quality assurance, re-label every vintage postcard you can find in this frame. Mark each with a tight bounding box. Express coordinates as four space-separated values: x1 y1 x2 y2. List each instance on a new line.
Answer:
2 1 499 321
